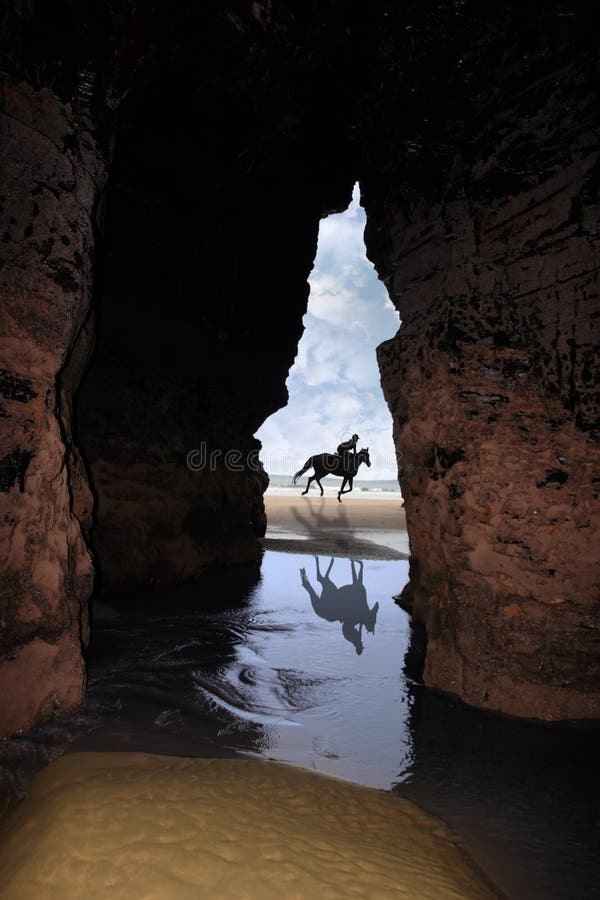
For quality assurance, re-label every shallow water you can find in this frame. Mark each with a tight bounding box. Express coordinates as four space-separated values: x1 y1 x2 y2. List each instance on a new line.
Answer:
4 549 599 899
80 554 413 789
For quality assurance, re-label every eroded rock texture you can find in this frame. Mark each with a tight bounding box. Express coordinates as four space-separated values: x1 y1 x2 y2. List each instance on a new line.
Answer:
1 2 598 735
368 13 600 719
0 78 104 737
74 5 358 589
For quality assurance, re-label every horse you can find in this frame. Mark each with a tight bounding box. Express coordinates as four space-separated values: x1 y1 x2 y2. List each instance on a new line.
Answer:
293 448 371 502
299 557 379 655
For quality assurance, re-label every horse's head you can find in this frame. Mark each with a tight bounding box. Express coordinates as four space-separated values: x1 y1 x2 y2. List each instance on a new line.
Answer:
365 601 379 634
358 447 371 467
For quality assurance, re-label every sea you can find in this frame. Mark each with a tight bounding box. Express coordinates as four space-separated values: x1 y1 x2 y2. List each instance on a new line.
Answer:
267 473 402 499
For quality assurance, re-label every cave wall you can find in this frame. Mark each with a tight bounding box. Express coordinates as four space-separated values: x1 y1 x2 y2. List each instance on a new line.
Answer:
1 2 598 736
0 0 142 736
363 12 600 719
0 77 104 737
0 0 361 734
75 3 358 590
75 170 322 590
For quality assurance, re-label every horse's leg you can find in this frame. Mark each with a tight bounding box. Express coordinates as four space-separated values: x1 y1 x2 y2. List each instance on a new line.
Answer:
302 475 315 495
316 555 323 584
300 568 323 615
337 477 347 502
313 466 326 496
339 477 354 497
351 559 363 584
326 557 334 577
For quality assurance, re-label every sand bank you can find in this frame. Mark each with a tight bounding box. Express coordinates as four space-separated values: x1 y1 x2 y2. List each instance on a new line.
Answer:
0 751 500 899
263 494 409 559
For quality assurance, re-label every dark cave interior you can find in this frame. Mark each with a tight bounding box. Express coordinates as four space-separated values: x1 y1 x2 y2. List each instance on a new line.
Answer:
0 1 599 742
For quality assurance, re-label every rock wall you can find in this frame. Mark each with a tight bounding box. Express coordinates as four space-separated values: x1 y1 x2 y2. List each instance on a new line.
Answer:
0 78 105 737
74 3 356 590
367 17 600 719
1 2 598 736
0 0 360 734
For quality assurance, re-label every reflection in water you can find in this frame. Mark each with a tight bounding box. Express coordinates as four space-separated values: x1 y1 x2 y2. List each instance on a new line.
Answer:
300 558 379 654
49 552 413 789
2 549 598 899
193 553 412 786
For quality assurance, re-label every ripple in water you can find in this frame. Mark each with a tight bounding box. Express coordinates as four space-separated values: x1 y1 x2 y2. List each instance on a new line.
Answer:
3 550 598 900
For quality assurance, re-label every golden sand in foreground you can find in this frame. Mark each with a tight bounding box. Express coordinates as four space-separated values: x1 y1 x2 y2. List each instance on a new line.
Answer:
0 752 499 899
265 494 406 534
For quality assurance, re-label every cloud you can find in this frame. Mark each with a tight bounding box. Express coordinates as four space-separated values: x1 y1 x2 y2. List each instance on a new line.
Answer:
314 184 366 266
256 184 400 481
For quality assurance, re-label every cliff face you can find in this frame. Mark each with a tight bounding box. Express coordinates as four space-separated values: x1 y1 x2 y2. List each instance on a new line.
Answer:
364 14 600 719
1 2 598 736
74 4 360 590
1 1 360 735
0 78 104 735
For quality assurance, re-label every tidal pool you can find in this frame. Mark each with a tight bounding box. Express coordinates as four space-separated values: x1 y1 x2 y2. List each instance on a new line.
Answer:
2 549 598 899
81 553 413 788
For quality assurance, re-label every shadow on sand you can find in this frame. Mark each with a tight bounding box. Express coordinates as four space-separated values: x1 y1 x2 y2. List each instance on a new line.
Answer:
263 498 408 561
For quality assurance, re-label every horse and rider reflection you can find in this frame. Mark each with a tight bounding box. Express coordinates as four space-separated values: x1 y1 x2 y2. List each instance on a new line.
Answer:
300 557 379 654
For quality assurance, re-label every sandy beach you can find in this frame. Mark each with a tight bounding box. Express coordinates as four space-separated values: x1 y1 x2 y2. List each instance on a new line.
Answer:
263 493 409 559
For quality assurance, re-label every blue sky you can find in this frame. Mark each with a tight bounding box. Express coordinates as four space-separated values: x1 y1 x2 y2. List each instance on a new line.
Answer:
256 184 400 480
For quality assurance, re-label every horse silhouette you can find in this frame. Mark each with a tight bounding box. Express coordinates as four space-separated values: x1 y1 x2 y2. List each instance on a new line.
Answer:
299 557 379 654
293 448 371 501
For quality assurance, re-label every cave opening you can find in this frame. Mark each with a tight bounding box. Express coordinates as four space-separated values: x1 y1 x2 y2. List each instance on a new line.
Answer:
52 102 420 804
256 182 401 496
1 4 599 896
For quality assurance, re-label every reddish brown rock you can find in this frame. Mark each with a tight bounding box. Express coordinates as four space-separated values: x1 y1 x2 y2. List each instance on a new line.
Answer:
370 43 600 720
0 78 105 737
1 3 598 737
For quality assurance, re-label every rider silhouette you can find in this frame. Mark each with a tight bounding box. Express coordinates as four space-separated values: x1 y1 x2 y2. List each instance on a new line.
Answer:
336 433 359 472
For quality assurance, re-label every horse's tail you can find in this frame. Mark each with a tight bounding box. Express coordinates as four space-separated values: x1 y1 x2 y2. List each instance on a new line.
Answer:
293 457 313 484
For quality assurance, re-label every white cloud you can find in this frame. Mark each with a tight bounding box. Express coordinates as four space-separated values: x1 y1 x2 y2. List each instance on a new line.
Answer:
314 184 366 266
256 184 400 481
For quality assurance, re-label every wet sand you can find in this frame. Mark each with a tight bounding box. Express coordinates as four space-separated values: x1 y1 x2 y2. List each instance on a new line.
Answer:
0 751 501 899
2 549 597 899
263 494 409 559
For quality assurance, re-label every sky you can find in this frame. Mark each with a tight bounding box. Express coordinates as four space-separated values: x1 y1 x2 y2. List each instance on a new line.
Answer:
256 184 400 481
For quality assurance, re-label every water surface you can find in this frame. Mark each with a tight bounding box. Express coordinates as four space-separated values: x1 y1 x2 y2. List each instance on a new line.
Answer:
83 554 412 788
3 549 598 899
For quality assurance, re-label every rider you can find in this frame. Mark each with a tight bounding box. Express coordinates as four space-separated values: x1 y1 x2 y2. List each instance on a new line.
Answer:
336 433 359 472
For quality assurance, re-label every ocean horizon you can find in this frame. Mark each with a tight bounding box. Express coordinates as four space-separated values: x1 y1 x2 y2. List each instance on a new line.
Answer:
266 473 402 499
